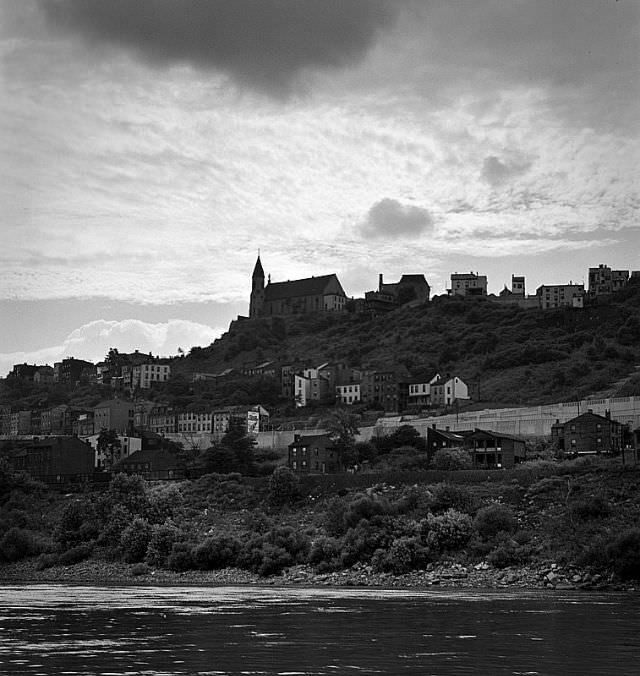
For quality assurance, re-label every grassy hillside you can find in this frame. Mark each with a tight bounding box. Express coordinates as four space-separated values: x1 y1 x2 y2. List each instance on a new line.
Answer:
177 281 640 406
2 282 638 414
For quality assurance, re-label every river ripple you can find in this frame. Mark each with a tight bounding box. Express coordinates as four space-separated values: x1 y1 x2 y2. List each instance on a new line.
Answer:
0 584 638 675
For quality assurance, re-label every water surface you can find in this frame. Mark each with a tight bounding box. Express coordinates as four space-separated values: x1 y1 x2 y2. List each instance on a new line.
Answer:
0 584 638 675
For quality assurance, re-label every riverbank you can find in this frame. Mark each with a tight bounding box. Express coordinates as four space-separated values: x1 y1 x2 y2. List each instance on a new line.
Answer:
2 557 635 592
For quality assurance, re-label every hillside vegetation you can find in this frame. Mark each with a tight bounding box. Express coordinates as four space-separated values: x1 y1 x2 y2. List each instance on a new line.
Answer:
2 283 639 414
179 282 640 406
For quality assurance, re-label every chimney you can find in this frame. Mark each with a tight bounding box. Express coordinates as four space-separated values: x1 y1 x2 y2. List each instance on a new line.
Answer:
432 423 436 429
445 426 450 432
605 410 611 420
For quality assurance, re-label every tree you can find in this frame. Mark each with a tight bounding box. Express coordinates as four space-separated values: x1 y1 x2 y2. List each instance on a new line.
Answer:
322 409 361 468
201 416 257 475
97 429 122 471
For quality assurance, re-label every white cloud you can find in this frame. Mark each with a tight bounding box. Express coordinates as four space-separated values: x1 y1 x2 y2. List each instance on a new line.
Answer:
0 319 223 376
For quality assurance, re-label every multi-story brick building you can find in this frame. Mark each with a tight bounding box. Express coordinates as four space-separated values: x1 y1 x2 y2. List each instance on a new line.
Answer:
588 264 630 298
449 272 488 297
288 433 342 474
536 283 584 309
93 399 135 434
551 410 624 455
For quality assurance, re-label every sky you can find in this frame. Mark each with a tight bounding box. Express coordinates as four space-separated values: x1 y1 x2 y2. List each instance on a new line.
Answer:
1 0 638 376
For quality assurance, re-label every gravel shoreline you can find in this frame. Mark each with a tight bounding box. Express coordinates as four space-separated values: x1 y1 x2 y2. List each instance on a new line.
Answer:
2 558 635 592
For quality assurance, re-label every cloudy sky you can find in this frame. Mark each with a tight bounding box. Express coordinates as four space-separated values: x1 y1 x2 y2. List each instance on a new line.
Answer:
1 0 638 375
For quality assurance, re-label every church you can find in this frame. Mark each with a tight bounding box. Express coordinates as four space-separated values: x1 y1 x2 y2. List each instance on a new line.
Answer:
249 256 347 317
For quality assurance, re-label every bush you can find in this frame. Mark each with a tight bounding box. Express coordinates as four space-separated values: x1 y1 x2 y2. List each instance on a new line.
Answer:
58 542 93 566
606 529 640 580
308 536 342 572
98 505 133 547
120 517 152 563
431 483 477 513
56 500 98 547
192 535 241 570
146 521 181 567
343 494 393 530
107 473 150 516
238 526 310 576
487 533 531 569
372 536 431 574
474 504 518 540
323 497 348 537
130 562 150 576
147 483 184 522
166 542 195 572
432 448 473 471
420 509 473 553
0 527 40 562
569 495 611 521
35 552 59 570
268 466 299 507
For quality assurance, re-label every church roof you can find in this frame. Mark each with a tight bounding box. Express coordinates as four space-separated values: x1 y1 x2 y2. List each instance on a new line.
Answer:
264 274 341 301
252 256 264 279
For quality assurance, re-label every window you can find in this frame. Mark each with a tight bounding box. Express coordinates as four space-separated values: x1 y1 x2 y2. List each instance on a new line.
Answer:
571 439 577 447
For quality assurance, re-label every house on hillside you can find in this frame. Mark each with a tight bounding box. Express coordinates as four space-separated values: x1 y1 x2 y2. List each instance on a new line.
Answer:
430 376 469 407
406 373 441 410
550 410 624 455
288 433 342 474
249 255 347 317
425 425 465 457
7 437 95 482
463 429 527 469
116 448 183 480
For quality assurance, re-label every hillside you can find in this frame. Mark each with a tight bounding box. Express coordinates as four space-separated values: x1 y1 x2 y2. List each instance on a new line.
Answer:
2 283 638 415
177 282 640 407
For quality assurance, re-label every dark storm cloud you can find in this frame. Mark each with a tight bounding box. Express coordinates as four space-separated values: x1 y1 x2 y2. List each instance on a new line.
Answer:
482 156 532 187
360 199 434 239
39 0 398 96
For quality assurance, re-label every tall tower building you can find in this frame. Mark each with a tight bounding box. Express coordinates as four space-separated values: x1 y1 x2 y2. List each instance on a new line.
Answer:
249 255 265 317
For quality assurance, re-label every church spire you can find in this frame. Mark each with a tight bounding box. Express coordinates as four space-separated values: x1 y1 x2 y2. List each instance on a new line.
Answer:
252 254 264 280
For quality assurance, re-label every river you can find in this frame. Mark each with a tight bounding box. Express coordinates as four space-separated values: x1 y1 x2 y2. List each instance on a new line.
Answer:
0 584 638 675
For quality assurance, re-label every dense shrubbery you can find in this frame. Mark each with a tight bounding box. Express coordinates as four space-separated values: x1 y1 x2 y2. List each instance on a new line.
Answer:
473 504 518 540
432 448 473 471
0 527 43 562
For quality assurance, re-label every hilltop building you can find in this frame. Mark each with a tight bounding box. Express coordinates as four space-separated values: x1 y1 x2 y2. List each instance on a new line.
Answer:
588 264 632 298
249 255 347 318
449 272 488 297
536 283 584 309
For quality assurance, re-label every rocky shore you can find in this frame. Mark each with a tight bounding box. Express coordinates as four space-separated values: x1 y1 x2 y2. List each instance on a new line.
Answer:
2 558 635 592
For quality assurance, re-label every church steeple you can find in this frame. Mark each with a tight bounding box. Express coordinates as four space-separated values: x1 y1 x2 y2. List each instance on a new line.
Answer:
252 255 265 281
249 254 265 318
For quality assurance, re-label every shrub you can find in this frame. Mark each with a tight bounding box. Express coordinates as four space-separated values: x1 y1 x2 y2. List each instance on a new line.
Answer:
343 494 393 530
420 509 473 553
130 562 150 576
371 537 431 574
255 544 293 576
323 497 348 536
35 552 59 570
606 529 640 580
487 534 531 569
146 521 181 567
431 448 473 471
107 473 150 516
431 483 477 514
0 527 40 562
58 542 93 566
147 483 184 522
192 535 241 570
166 542 195 572
268 466 299 507
56 500 98 547
308 536 342 572
569 495 611 521
474 504 518 540
98 505 133 547
120 517 152 563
